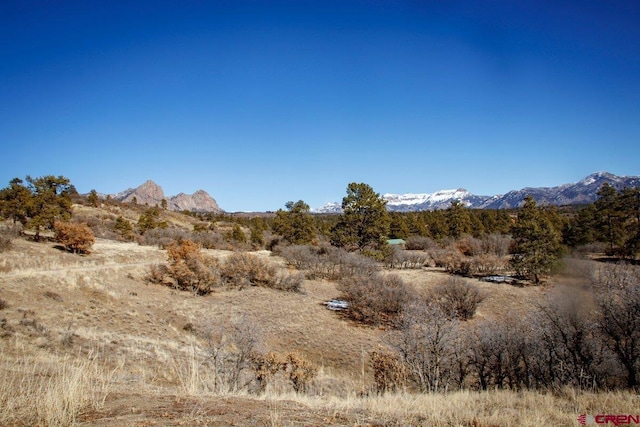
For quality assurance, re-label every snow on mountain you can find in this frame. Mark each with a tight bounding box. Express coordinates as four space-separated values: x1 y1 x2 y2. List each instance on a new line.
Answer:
384 189 487 211
315 189 484 213
384 189 471 206
313 202 342 214
313 172 640 213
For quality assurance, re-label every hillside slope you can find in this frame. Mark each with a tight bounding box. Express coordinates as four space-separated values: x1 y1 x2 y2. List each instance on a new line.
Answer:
0 233 625 426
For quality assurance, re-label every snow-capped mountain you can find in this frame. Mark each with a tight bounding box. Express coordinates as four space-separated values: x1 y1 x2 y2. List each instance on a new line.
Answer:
383 189 491 212
476 172 640 209
313 172 639 213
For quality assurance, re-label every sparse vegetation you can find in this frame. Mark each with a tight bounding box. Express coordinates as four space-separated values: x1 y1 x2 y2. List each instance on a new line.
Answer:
0 222 21 252
3 175 640 424
278 244 379 280
149 240 303 294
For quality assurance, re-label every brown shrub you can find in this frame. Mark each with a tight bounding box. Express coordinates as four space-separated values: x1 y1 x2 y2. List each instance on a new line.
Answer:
250 351 284 392
405 236 438 251
161 240 220 294
0 223 21 253
284 352 317 393
0 235 12 253
249 351 317 394
278 244 379 280
53 221 95 254
471 253 507 275
456 236 483 257
338 273 415 326
385 247 431 269
140 228 192 248
197 316 263 392
221 253 302 292
480 234 513 257
370 350 407 394
430 276 485 321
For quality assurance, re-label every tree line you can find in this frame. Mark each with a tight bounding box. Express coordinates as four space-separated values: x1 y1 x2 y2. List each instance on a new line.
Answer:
2 176 638 265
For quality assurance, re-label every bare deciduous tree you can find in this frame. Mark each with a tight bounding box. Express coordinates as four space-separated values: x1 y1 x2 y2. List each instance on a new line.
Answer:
198 316 263 392
593 264 640 388
390 303 459 392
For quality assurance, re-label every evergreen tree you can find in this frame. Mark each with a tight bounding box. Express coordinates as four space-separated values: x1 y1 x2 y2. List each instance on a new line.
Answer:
510 196 563 283
405 212 428 236
389 212 410 239
563 204 597 248
25 175 73 241
0 178 32 225
595 183 625 255
137 207 167 234
494 209 514 234
469 213 485 238
272 200 316 244
87 189 99 207
114 216 135 240
620 186 640 258
446 200 472 238
330 183 390 251
250 224 264 247
227 223 247 244
424 210 447 240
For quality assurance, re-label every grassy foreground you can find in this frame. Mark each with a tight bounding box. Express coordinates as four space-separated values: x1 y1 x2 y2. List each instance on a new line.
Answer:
1 338 637 426
0 237 637 426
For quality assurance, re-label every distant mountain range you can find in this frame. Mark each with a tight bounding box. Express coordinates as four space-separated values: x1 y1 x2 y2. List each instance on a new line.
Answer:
109 180 223 213
314 172 640 213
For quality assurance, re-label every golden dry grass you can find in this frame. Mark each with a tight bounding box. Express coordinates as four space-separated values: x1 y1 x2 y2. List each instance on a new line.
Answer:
0 224 635 426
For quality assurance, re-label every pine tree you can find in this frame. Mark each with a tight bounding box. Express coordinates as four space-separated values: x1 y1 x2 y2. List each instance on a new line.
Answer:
0 178 32 225
389 212 410 239
594 183 625 255
228 223 247 244
510 196 563 283
114 216 135 240
620 186 640 259
272 200 316 244
446 200 472 238
137 207 167 234
25 175 73 241
330 183 390 251
563 204 597 248
87 189 99 207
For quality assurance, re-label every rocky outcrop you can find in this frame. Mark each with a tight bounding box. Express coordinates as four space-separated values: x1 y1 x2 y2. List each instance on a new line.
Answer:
169 190 221 212
112 180 223 212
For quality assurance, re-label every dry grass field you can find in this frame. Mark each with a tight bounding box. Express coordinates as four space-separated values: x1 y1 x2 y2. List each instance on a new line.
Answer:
0 218 637 426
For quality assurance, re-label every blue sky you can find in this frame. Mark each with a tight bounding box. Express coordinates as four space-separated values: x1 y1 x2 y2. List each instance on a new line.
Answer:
1 1 639 212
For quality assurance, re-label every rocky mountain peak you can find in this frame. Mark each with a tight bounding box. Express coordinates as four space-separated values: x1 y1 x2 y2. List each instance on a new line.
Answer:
112 181 223 212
